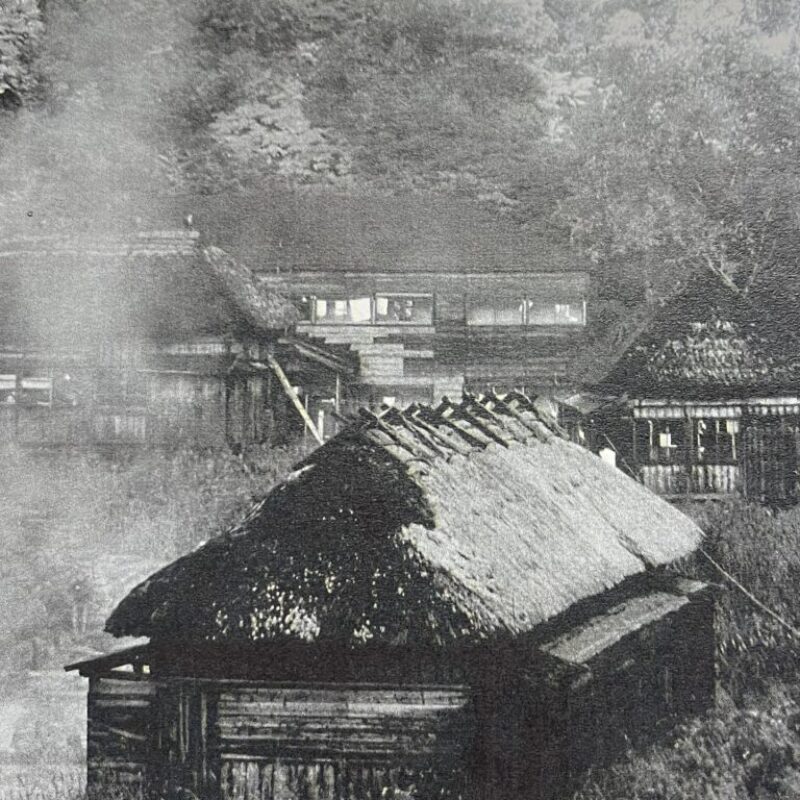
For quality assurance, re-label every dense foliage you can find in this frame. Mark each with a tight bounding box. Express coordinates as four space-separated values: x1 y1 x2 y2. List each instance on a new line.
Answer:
573 499 800 800
0 0 42 110
4 0 800 335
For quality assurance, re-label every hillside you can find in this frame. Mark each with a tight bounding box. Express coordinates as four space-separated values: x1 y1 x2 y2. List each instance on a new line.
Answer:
3 0 800 341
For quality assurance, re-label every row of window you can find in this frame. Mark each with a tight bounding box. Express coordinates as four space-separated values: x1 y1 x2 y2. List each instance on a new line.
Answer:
635 419 739 466
296 294 586 327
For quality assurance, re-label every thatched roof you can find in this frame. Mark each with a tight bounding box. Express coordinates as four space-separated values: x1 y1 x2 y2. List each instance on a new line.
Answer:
107 394 703 647
0 233 296 348
201 246 298 332
599 282 800 399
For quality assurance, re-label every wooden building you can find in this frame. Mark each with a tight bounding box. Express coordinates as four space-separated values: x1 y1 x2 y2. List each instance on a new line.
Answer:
188 189 590 408
0 232 354 449
68 393 714 800
570 282 800 504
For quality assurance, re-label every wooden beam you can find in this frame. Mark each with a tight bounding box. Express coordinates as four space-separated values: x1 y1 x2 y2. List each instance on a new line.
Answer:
261 355 324 445
279 337 356 377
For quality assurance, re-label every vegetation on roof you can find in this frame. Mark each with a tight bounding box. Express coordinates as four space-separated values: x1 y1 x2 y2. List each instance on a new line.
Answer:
600 283 800 398
201 245 298 330
106 393 703 645
187 188 577 274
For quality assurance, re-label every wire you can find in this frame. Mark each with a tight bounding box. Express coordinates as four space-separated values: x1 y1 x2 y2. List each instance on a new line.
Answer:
699 547 800 640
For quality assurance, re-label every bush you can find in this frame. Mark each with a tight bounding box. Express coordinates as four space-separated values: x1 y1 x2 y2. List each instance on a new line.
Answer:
677 500 800 699
573 685 800 800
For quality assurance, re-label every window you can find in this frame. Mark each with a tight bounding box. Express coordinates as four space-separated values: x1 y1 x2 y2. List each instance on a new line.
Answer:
0 375 53 406
295 296 313 321
466 297 525 326
314 297 372 324
375 294 433 325
298 294 435 325
20 377 52 406
527 300 585 326
696 418 737 464
0 374 16 404
636 419 687 465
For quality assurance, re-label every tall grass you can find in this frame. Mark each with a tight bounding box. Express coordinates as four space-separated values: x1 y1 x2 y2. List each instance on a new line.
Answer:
0 440 309 687
573 499 800 800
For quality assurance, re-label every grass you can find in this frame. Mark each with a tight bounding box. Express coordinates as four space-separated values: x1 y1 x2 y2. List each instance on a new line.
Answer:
2 445 800 799
0 440 309 778
572 499 800 800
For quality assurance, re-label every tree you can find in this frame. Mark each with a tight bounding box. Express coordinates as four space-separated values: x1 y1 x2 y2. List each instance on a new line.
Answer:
552 0 800 309
0 0 43 109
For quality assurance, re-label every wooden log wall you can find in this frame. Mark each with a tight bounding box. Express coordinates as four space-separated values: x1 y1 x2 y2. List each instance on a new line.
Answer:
216 683 473 800
86 674 158 798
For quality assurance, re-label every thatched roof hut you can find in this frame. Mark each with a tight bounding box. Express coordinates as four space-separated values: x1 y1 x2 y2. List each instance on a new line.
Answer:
107 393 702 646
0 232 297 349
581 281 800 502
73 394 714 800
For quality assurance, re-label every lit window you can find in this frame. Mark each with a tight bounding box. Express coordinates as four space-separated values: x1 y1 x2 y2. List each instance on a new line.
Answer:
313 297 373 324
527 301 585 326
375 295 433 325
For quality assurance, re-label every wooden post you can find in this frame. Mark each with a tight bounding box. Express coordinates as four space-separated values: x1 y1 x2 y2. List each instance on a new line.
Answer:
334 372 341 435
264 354 324 445
13 357 22 438
685 413 694 496
303 392 310 445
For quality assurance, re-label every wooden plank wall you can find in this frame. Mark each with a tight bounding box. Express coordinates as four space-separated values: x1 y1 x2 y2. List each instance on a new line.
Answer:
639 464 740 496
741 418 800 504
86 675 158 797
216 684 473 800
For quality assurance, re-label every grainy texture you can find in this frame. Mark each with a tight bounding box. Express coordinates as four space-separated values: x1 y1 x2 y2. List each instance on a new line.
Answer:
600 281 800 399
106 393 703 643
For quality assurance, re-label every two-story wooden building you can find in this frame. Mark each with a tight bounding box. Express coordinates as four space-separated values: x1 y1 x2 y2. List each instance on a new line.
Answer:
189 189 590 409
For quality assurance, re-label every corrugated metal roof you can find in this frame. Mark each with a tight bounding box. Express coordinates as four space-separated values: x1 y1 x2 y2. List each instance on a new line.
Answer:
106 393 703 646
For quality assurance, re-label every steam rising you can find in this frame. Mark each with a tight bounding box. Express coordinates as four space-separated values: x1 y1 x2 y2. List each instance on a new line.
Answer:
0 0 196 226
0 0 201 352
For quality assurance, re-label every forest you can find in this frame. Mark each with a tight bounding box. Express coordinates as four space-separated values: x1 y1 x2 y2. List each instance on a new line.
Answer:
3 0 800 331
4 1 800 799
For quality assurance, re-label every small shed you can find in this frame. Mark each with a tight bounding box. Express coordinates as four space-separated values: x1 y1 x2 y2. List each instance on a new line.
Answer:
589 282 800 503
68 393 714 800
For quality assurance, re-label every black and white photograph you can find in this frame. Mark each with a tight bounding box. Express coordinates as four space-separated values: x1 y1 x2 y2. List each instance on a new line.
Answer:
1 0 800 798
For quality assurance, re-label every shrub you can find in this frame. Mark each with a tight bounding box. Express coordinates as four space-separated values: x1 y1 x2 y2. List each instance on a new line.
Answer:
677 500 800 699
572 685 800 800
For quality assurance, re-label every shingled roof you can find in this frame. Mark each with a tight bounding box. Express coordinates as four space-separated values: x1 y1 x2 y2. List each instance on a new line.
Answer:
106 394 703 647
599 282 800 399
